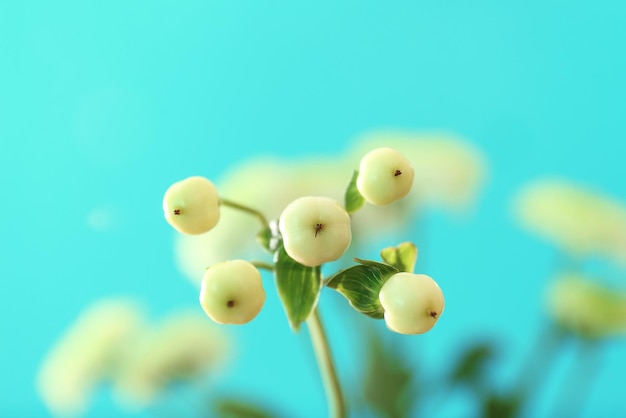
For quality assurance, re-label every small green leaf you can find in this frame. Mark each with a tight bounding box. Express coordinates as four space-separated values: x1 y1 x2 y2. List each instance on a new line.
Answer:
274 246 322 331
256 226 272 252
214 397 278 418
344 170 365 214
256 220 281 253
380 242 418 273
326 259 398 319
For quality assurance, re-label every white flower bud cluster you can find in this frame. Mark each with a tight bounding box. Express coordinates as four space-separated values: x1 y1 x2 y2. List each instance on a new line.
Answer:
162 147 444 335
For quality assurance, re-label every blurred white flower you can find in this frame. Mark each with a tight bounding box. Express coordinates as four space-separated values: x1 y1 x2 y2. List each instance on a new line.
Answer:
113 311 230 408
218 156 347 218
545 274 626 338
174 209 259 286
37 298 145 417
349 131 487 212
514 179 626 263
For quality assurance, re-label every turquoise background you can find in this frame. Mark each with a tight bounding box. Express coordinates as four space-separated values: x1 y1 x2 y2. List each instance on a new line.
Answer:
1 1 625 417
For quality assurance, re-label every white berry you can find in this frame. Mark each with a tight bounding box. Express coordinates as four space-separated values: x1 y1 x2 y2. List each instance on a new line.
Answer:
278 196 352 267
199 260 266 325
356 147 414 206
379 272 444 334
163 176 220 235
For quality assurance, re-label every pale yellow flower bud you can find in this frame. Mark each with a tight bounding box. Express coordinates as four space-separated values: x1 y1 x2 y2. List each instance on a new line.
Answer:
379 273 444 335
278 196 352 267
200 260 266 324
356 147 414 206
163 176 220 235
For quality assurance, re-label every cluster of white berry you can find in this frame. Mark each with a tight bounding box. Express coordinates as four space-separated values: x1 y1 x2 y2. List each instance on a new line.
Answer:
162 147 444 335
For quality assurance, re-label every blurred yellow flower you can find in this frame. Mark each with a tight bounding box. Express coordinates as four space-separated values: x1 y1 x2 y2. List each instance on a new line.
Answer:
514 179 626 263
545 274 626 338
37 298 145 417
113 311 230 408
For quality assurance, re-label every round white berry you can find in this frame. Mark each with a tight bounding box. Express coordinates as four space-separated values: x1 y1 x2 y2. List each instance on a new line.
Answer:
199 260 266 325
163 176 220 235
379 272 444 334
356 147 414 206
278 196 351 267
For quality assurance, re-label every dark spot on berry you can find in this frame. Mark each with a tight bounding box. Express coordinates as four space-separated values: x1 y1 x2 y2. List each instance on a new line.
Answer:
429 311 438 319
173 209 181 215
314 223 324 237
394 169 402 177
227 300 235 308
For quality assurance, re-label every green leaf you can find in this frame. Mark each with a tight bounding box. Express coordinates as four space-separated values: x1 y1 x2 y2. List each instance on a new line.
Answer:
326 259 398 319
380 242 418 273
214 398 278 418
256 226 272 252
344 170 365 214
256 220 281 253
273 246 322 331
482 395 522 418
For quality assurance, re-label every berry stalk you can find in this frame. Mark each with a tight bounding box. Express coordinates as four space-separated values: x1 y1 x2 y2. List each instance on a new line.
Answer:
220 198 270 230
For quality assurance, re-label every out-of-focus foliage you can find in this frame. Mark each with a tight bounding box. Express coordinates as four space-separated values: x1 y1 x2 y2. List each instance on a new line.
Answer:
481 395 523 418
448 341 498 389
213 397 280 418
514 179 626 264
446 341 522 418
361 330 417 418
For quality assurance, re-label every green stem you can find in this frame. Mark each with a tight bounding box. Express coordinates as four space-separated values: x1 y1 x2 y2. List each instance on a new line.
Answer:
552 339 600 418
220 198 270 230
250 260 274 272
306 307 347 418
512 324 566 415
